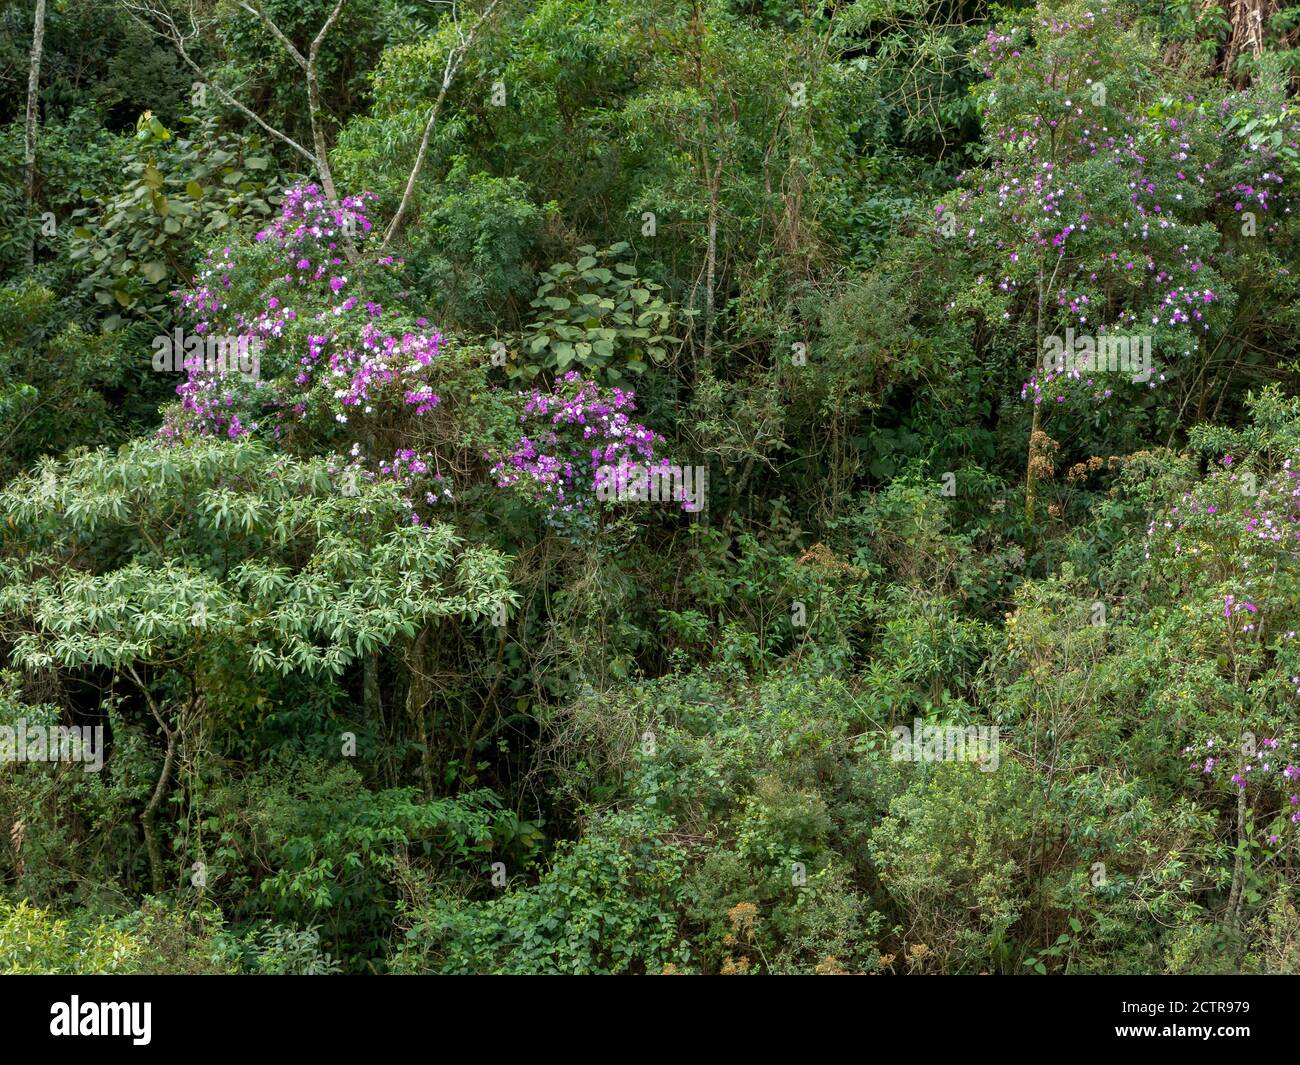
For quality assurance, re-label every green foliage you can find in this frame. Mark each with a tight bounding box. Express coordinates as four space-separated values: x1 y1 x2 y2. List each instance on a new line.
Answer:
5 0 1300 978
392 809 687 975
0 283 167 482
0 896 230 975
67 113 283 328
515 242 681 382
0 898 140 974
411 163 547 330
243 923 342 975
0 438 515 684
869 761 1034 973
199 756 535 969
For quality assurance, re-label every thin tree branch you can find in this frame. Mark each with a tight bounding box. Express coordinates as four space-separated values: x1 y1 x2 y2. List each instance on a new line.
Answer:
234 1 307 69
379 0 500 255
24 0 46 268
120 0 315 165
305 0 349 207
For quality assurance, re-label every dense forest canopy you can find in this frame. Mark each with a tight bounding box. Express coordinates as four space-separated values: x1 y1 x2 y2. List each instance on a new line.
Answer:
1 0 1300 976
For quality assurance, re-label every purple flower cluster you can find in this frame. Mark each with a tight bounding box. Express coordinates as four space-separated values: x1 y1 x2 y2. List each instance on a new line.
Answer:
254 182 375 250
379 447 453 525
1188 736 1300 827
491 371 665 515
1150 448 1300 566
162 183 445 440
959 14 1298 409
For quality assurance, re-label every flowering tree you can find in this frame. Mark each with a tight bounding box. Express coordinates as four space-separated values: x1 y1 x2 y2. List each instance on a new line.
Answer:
944 2 1298 530
490 371 669 523
1144 388 1300 924
163 183 460 523
0 437 515 891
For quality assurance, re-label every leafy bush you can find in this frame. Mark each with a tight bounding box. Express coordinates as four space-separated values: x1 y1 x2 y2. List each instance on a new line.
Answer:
392 809 687 975
516 243 682 383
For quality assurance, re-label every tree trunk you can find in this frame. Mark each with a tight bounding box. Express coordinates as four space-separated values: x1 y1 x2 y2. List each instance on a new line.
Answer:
364 649 382 726
142 721 176 895
703 158 720 371
1025 258 1046 531
129 665 179 895
405 626 434 797
1227 783 1248 930
1024 403 1042 530
379 0 500 254
1223 0 1269 84
24 0 46 268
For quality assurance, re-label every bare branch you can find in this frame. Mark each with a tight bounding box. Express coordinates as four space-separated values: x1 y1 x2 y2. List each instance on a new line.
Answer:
379 0 501 255
234 1 307 69
120 0 315 164
24 0 46 268
303 0 350 207
311 0 348 60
